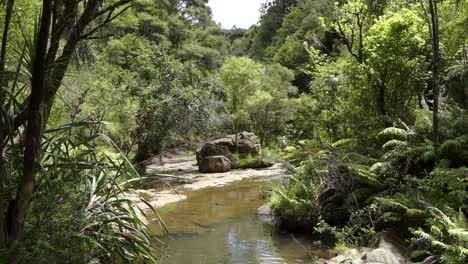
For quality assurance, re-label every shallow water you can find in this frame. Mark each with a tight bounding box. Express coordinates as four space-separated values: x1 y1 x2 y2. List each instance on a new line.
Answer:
149 179 332 264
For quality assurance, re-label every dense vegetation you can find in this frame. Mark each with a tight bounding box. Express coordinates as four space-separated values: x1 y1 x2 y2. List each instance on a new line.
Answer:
0 0 466 263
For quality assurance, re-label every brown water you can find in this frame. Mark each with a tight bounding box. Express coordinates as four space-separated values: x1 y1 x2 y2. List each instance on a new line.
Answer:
149 179 332 264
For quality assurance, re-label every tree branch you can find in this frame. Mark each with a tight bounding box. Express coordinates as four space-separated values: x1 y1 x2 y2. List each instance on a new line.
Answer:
81 4 132 39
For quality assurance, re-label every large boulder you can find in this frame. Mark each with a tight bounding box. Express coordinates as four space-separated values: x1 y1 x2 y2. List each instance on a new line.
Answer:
208 131 260 157
226 131 261 157
196 132 262 173
198 155 232 173
196 143 234 165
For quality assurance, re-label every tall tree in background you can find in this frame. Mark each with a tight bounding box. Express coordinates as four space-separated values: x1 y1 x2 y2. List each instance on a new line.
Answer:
429 0 441 163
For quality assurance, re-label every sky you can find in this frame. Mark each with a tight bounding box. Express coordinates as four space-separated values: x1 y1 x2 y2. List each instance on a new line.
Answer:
208 0 268 29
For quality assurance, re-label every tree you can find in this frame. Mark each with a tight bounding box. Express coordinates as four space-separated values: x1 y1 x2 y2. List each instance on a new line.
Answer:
247 64 298 144
365 8 429 119
133 51 219 164
0 0 131 244
428 0 441 163
220 57 262 133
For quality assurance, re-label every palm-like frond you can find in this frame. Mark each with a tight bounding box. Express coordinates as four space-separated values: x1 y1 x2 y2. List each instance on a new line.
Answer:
378 127 408 138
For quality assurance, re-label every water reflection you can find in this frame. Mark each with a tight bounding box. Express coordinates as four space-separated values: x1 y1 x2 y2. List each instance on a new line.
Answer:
151 179 329 264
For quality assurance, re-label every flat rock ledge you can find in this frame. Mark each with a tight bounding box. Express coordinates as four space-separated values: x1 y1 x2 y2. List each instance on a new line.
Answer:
319 233 410 264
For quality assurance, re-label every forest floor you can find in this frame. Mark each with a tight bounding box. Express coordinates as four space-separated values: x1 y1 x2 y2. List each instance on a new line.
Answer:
126 152 284 222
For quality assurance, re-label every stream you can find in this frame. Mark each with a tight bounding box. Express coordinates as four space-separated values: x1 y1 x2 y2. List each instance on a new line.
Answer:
134 154 407 264
145 177 332 263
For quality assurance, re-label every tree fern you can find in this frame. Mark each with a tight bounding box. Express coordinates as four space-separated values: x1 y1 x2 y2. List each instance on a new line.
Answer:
332 138 358 148
343 152 377 165
411 204 468 264
382 139 408 149
349 164 383 189
378 127 408 139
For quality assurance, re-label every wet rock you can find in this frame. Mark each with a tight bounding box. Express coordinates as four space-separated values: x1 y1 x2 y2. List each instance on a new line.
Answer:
198 155 232 173
257 203 271 216
362 248 401 264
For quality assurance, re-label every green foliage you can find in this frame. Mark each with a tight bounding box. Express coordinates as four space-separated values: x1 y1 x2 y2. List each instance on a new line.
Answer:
365 7 429 118
133 49 220 162
1 122 163 263
110 0 226 69
314 219 378 249
220 57 298 144
420 167 468 210
410 204 468 264
270 169 321 232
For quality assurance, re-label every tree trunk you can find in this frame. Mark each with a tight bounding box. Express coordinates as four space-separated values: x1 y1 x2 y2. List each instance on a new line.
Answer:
0 0 14 75
0 0 15 246
429 0 440 164
5 0 52 242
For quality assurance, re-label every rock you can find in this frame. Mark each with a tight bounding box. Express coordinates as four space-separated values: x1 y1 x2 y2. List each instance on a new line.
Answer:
209 131 260 157
362 248 401 264
326 249 361 264
196 131 264 172
226 131 261 157
237 159 273 169
343 260 363 264
196 143 234 164
257 203 271 215
211 137 235 151
377 233 407 262
198 155 232 173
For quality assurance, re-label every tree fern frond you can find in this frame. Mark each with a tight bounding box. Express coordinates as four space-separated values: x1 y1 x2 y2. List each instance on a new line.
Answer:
407 208 427 218
344 152 377 165
452 245 468 257
350 166 383 188
414 229 435 241
382 139 408 149
430 225 444 238
374 197 409 212
332 138 357 148
448 228 468 240
370 162 388 173
422 202 455 227
378 127 408 138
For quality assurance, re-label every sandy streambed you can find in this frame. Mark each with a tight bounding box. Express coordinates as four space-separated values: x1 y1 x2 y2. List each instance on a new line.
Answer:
125 154 284 222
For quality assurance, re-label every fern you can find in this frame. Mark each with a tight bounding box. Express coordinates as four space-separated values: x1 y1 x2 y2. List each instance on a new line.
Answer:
369 161 389 173
349 165 383 189
382 139 408 149
332 138 357 148
378 127 408 139
343 152 377 165
411 203 468 264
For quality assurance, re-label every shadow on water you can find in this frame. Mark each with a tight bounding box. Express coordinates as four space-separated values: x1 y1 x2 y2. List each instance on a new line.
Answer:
148 178 333 264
